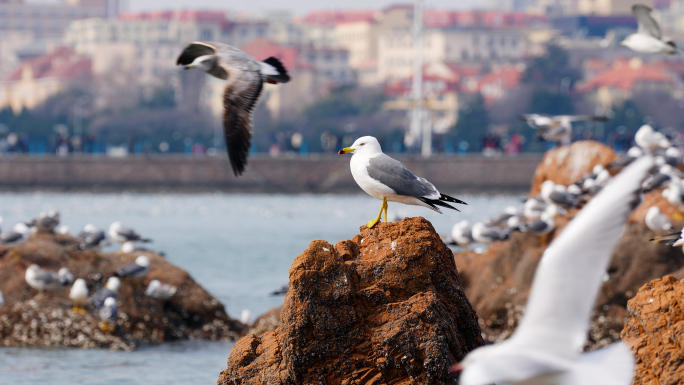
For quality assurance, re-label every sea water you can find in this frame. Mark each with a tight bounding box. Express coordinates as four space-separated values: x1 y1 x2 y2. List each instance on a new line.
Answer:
0 192 520 384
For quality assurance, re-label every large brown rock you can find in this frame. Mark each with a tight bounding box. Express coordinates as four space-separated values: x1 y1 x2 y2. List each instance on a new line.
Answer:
455 140 684 348
218 217 483 384
0 233 244 350
622 276 684 385
529 140 617 196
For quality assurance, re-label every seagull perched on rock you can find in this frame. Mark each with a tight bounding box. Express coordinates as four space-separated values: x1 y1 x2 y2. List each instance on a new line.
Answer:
541 180 581 208
338 136 466 228
485 206 520 227
635 124 671 151
99 297 118 332
622 4 678 54
455 155 653 385
115 255 150 278
642 164 675 192
0 223 30 246
69 278 89 314
472 222 512 244
89 277 120 308
645 206 672 232
25 265 70 291
177 42 290 176
29 210 60 233
145 280 177 301
450 220 475 247
609 147 644 170
108 222 151 245
519 114 608 145
79 224 110 250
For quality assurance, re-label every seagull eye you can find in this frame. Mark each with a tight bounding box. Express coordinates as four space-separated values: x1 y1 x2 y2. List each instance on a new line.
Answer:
360 143 365 146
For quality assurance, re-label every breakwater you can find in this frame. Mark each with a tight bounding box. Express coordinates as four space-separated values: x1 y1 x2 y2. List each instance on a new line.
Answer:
0 154 542 193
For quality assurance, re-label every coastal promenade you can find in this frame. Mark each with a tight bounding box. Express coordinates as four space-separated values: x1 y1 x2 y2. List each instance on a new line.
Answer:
0 154 543 193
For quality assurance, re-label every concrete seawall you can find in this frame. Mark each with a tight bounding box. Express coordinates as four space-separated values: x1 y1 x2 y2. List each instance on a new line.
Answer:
0 154 543 193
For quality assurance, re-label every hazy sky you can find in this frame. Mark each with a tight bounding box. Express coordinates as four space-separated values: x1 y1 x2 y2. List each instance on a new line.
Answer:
127 0 484 16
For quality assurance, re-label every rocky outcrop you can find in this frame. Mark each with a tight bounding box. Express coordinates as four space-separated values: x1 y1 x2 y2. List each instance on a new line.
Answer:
0 233 244 350
246 306 281 336
622 276 684 385
529 140 617 196
218 218 483 384
454 140 684 348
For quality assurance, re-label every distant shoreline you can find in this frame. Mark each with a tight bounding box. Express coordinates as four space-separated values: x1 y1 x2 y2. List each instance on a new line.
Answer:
0 154 542 194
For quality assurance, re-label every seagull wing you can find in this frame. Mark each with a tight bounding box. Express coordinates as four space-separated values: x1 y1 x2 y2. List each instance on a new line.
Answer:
511 156 653 354
115 262 146 277
222 68 263 176
89 287 115 307
633 4 662 39
0 231 22 244
116 227 148 242
366 154 440 199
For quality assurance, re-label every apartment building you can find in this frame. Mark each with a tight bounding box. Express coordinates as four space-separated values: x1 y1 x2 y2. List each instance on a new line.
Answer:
0 0 123 39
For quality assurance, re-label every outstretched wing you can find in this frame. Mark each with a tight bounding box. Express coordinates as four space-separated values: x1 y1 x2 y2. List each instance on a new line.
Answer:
633 4 662 39
512 156 653 353
223 70 264 176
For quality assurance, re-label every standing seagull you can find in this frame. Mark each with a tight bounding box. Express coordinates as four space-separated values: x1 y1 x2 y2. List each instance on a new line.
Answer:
145 280 177 301
455 156 654 385
69 278 89 314
338 136 466 228
89 277 120 308
177 42 290 176
25 265 65 291
622 5 678 54
108 222 151 245
115 255 150 278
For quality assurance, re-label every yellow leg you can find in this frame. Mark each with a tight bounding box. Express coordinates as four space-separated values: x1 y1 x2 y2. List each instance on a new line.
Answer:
71 306 87 315
367 198 387 228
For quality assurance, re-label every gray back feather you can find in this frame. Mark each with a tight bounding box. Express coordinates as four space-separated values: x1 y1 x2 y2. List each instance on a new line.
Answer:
367 154 438 198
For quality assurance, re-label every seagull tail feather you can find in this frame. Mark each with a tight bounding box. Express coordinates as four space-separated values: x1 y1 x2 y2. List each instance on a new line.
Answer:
262 57 291 83
418 197 460 212
439 194 467 205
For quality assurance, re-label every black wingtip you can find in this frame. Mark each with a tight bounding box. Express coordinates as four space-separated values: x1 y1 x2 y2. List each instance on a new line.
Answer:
263 57 291 83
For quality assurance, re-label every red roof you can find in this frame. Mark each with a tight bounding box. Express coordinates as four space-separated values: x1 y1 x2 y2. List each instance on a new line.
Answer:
240 39 309 71
577 59 672 92
118 10 227 23
5 47 91 82
299 10 376 26
476 65 523 104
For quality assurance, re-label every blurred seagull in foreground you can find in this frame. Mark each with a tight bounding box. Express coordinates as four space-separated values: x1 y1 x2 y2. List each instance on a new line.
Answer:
338 136 466 228
69 278 89 314
108 222 151 245
622 5 678 54
89 277 120 308
645 206 672 232
455 155 653 385
177 42 290 176
145 279 177 301
115 255 150 278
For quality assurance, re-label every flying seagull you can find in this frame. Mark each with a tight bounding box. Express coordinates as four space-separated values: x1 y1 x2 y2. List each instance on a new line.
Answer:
519 114 608 145
115 255 150 278
338 136 466 228
622 4 678 54
455 156 653 385
177 41 290 176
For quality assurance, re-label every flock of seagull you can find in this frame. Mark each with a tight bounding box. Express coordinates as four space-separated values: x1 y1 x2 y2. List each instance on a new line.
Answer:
0 212 177 329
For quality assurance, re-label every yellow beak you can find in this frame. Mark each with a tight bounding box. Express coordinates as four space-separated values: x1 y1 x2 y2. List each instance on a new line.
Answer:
338 147 354 155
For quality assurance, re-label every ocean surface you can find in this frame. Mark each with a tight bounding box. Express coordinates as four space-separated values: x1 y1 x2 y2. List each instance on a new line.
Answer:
0 192 520 384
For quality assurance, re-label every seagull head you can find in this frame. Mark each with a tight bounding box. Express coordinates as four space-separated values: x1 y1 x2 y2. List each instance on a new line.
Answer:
184 54 216 72
104 297 116 307
109 222 122 231
135 255 150 267
106 276 121 292
26 264 40 277
84 223 98 233
337 136 382 155
148 279 160 290
14 222 30 234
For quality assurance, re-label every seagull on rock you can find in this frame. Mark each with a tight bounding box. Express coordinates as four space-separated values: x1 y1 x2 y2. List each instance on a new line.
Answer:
29 210 60 233
451 220 475 247
455 155 653 385
89 277 120 308
472 222 512 244
338 136 466 228
635 124 671 151
645 206 672 232
78 224 110 250
145 279 177 301
115 255 150 278
25 265 71 291
109 222 151 245
177 42 290 176
0 223 30 246
69 278 89 314
622 4 678 54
